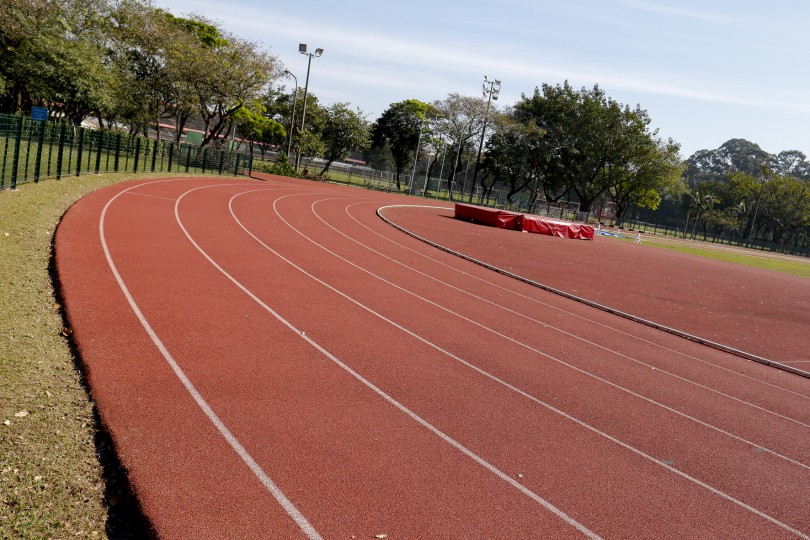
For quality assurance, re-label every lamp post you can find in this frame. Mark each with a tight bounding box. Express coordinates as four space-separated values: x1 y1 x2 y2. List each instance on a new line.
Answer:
283 70 298 158
295 43 324 171
470 75 500 203
748 169 768 242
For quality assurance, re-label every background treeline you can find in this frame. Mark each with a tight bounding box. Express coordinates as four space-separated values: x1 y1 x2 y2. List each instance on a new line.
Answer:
1 0 280 148
3 0 809 250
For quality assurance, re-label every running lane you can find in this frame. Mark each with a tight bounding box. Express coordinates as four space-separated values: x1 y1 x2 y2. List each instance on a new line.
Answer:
55 176 810 539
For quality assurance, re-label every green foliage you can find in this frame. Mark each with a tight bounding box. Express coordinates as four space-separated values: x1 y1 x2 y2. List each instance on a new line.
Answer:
233 102 285 154
319 103 370 175
297 130 326 169
163 12 228 48
269 151 298 178
0 0 279 147
432 93 486 198
514 82 635 212
371 99 431 187
483 115 552 205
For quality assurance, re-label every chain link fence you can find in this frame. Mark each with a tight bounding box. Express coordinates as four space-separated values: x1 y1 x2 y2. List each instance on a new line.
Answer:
1 114 253 190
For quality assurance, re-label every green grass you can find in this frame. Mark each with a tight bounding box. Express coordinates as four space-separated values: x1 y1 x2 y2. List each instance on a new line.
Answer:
642 238 810 278
0 171 221 538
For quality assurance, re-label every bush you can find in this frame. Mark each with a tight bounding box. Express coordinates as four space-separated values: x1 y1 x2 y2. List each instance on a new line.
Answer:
269 152 298 178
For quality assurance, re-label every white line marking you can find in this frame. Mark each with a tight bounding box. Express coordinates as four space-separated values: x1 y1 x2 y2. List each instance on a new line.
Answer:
99 181 322 540
359 204 810 400
379 205 810 379
317 200 810 430
233 189 807 538
172 187 603 539
294 197 809 469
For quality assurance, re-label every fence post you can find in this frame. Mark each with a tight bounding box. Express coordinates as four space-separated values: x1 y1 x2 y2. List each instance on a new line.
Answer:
167 143 174 173
123 135 130 171
34 119 46 182
56 123 66 180
46 123 54 177
75 128 84 176
1 122 10 189
133 137 141 173
151 139 158 172
185 146 191 173
10 116 23 189
95 131 103 173
23 119 34 183
201 147 207 174
114 133 121 172
218 149 225 175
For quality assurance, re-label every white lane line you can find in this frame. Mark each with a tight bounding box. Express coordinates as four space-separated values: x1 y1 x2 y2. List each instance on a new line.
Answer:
184 188 606 539
293 197 809 469
125 191 179 202
99 181 323 540
232 189 809 538
307 200 810 432
348 203 810 401
378 205 810 379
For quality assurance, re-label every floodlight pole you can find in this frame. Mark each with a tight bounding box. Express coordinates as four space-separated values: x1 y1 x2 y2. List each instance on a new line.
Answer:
295 44 323 171
470 76 500 203
748 171 768 242
284 70 298 158
409 118 426 194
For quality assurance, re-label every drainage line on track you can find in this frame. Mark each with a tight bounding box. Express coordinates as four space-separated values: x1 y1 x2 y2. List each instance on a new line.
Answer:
376 205 810 381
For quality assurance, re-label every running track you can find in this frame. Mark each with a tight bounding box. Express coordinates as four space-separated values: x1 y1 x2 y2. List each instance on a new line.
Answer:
55 176 810 539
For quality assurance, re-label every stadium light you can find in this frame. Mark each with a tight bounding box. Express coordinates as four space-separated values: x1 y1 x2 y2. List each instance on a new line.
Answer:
470 76 502 203
295 44 325 171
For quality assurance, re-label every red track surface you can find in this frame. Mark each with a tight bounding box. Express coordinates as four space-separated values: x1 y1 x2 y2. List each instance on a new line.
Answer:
55 176 810 539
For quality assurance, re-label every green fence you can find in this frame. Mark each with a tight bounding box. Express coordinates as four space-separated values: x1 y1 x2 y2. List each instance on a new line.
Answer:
0 114 252 190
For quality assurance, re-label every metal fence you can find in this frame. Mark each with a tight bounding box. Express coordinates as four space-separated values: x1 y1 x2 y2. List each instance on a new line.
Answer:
0 114 253 190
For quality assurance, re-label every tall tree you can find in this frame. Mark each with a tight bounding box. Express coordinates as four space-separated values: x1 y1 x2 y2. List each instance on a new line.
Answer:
319 103 370 175
432 93 486 200
482 113 553 207
514 82 634 213
370 99 432 190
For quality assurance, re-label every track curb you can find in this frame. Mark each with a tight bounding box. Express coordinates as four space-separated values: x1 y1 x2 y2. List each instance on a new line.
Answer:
377 204 810 380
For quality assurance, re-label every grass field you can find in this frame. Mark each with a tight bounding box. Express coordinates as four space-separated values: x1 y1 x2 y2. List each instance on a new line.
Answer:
641 238 810 278
0 172 218 539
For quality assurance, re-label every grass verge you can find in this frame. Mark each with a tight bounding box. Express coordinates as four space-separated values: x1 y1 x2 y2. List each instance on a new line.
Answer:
0 172 218 538
641 238 810 279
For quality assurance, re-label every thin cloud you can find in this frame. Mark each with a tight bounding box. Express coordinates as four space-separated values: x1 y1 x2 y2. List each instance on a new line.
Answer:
618 0 745 24
154 0 810 116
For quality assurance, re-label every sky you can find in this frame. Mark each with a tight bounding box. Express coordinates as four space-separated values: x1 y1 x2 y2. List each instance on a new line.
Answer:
152 0 810 159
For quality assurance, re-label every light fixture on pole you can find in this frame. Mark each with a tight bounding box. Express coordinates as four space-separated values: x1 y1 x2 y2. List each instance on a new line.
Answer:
283 70 298 158
470 75 500 203
295 43 324 171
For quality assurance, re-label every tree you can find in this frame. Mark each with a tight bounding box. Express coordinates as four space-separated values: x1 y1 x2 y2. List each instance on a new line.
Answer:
319 103 370 175
482 113 553 208
233 101 285 155
607 134 683 227
514 82 636 213
371 99 432 190
0 0 115 122
185 21 279 147
297 130 325 171
432 94 486 200
757 173 810 244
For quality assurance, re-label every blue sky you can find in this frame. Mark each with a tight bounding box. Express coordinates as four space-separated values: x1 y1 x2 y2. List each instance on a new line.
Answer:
153 0 810 159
